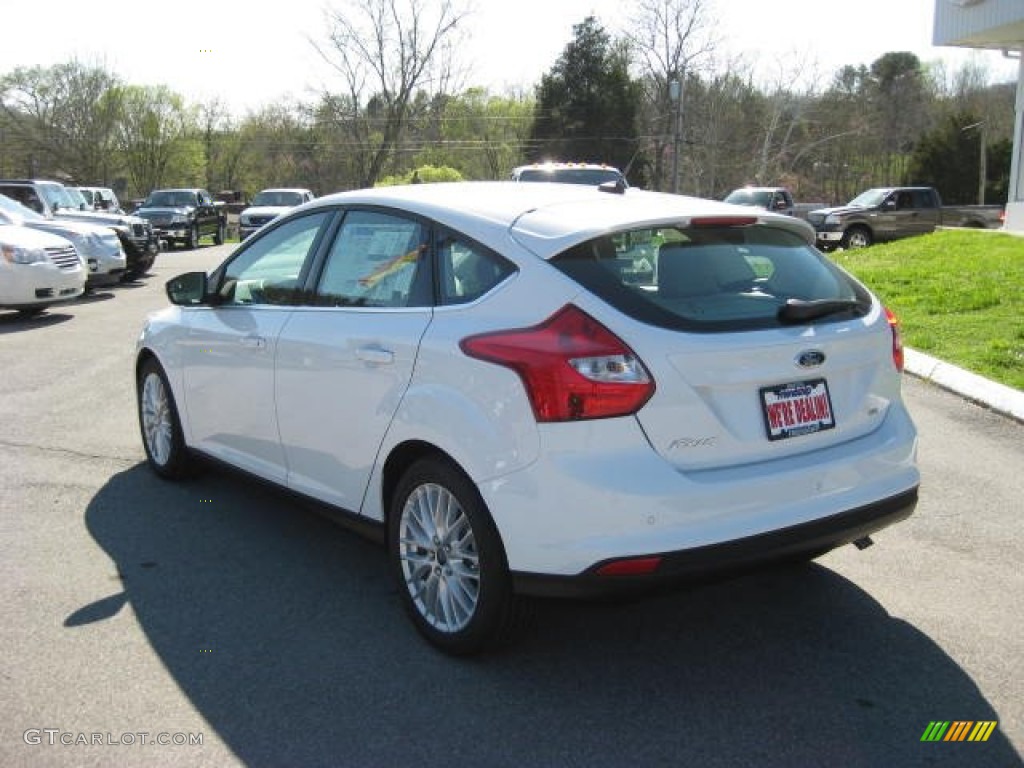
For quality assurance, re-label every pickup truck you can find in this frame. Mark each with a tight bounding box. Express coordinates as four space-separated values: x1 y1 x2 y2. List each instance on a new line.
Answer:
808 187 1004 249
134 188 227 250
723 186 826 220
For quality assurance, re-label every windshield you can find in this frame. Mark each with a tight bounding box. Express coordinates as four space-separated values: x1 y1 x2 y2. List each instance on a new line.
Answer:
65 188 89 208
847 189 889 208
724 189 772 208
78 189 96 204
0 193 45 222
550 223 869 332
145 190 198 208
517 168 625 186
252 191 304 207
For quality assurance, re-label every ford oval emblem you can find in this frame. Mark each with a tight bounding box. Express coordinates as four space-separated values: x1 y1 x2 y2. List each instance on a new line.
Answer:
796 349 826 368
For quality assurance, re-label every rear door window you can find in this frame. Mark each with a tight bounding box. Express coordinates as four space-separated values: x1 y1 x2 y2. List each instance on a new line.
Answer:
550 224 870 332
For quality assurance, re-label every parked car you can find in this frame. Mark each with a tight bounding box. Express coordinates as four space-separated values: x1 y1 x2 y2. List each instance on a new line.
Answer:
239 188 315 240
808 186 1005 249
0 179 157 276
136 182 919 654
134 188 227 249
77 186 124 214
1 223 85 315
0 194 126 287
510 162 627 187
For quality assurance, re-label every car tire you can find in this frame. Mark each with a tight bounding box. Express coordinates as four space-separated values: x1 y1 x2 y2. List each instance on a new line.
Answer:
214 221 225 246
840 226 872 249
137 357 193 480
389 456 521 655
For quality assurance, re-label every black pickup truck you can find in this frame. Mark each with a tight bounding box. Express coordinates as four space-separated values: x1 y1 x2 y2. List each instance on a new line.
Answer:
808 186 1004 249
134 188 227 250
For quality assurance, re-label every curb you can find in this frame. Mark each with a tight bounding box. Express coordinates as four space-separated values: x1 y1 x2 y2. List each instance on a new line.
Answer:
904 348 1024 424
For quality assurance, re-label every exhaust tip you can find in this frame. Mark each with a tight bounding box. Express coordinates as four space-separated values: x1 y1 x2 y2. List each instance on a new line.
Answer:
853 536 874 551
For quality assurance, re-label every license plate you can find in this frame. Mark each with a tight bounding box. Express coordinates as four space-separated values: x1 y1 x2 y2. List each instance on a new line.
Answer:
759 379 835 441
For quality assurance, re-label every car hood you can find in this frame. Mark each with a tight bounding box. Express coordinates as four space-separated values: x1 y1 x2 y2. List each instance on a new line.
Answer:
809 205 867 217
0 223 75 249
55 209 144 227
136 206 194 217
240 206 291 218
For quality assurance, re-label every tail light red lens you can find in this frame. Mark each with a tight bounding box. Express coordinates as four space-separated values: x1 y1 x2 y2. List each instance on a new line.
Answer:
885 306 904 372
460 305 655 422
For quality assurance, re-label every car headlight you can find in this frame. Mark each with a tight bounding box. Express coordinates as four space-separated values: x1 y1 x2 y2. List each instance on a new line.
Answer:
824 214 840 226
1 244 49 264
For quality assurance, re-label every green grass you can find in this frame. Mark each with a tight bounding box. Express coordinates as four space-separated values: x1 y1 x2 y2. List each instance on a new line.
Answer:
831 230 1024 391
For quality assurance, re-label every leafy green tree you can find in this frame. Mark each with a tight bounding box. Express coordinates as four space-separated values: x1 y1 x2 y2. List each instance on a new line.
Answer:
116 85 199 195
0 61 123 183
907 112 1009 205
529 16 644 182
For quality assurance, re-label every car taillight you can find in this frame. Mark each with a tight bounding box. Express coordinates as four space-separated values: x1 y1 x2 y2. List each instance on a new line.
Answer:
460 304 655 422
885 306 904 372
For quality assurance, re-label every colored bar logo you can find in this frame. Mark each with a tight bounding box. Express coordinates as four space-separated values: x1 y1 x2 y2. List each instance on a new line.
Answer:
921 721 997 742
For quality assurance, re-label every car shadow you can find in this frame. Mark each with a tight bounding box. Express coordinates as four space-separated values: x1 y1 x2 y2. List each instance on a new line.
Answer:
78 289 116 304
0 311 73 332
80 464 1018 768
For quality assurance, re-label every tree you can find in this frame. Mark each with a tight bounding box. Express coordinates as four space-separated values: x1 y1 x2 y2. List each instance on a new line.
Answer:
907 111 1010 205
626 0 714 191
116 85 198 194
313 0 469 187
0 61 123 183
530 16 643 181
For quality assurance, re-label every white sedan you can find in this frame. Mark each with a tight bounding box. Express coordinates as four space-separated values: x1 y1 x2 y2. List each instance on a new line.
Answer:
1 224 85 314
136 182 920 654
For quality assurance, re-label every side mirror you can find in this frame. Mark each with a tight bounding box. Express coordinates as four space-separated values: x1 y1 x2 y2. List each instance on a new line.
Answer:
166 271 209 305
883 199 897 210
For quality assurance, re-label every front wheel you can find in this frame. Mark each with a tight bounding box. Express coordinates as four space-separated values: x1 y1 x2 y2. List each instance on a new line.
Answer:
389 457 520 655
841 226 872 249
137 357 193 479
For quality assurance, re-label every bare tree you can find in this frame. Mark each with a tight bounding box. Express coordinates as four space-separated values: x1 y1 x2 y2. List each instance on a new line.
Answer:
626 0 715 191
312 0 469 187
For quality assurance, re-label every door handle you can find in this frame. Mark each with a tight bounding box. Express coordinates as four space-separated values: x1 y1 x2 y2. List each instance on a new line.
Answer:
356 346 394 364
239 335 267 349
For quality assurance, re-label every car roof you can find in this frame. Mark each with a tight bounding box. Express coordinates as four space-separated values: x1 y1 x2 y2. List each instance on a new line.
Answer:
257 188 313 193
309 182 814 256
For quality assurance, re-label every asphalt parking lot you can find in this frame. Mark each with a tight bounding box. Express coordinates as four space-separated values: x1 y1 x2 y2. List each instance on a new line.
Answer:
1 244 1022 767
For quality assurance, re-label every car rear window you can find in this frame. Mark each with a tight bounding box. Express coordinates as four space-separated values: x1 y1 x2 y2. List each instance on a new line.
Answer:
550 224 871 332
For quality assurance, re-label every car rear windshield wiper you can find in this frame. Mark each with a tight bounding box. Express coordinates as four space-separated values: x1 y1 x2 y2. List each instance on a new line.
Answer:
777 298 863 324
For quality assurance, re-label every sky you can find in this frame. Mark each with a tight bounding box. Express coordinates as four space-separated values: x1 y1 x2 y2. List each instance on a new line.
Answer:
0 0 1018 116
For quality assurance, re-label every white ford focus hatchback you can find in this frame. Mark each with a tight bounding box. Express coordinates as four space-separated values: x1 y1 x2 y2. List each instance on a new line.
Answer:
136 182 919 654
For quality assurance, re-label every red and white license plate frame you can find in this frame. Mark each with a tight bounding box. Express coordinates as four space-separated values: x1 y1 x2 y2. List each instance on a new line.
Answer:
759 379 836 441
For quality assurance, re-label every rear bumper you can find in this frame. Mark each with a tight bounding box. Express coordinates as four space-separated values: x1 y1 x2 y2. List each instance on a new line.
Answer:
513 486 917 598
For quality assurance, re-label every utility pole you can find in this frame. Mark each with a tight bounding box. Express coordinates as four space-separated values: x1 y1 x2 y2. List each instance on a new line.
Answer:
963 121 987 205
670 77 683 194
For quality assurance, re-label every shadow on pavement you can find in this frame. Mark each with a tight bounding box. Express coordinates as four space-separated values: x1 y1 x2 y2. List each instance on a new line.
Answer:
80 464 1019 768
0 311 73 333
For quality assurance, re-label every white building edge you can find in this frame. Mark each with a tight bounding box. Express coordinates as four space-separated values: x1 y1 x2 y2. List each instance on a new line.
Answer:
934 0 1024 232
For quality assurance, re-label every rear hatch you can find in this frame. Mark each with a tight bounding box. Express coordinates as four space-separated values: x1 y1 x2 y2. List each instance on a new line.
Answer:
546 218 902 470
